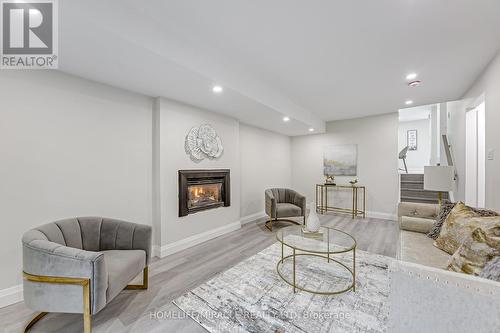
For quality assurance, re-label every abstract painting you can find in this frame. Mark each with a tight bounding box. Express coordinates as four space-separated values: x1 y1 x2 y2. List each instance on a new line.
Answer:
323 144 358 176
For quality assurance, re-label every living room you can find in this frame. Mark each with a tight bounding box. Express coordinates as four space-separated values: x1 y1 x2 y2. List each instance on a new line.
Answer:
1 1 499 332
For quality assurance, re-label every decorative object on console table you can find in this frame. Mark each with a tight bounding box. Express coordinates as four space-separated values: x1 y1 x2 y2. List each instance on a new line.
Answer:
323 144 358 176
424 166 454 206
325 174 336 185
185 124 223 162
316 183 366 219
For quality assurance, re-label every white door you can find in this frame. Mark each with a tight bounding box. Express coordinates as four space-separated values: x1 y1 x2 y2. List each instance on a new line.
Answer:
465 102 485 208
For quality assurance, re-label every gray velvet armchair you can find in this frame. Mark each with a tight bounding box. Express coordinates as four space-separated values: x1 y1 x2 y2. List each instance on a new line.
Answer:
22 217 152 333
265 188 306 231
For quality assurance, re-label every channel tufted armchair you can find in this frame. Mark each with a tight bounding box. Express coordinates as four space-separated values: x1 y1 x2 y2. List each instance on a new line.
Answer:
265 188 306 231
22 217 152 333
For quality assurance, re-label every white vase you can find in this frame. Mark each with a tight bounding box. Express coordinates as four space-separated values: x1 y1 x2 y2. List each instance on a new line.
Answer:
306 202 321 232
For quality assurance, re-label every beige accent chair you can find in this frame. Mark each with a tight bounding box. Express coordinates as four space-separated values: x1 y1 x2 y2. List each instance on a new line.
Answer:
265 188 306 231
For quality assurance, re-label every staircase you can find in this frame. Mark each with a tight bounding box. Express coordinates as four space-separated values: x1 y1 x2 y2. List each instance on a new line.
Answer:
400 174 449 204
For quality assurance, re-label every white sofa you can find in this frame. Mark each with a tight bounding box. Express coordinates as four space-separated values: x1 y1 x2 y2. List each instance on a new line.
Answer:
395 204 500 331
388 259 500 332
397 202 451 269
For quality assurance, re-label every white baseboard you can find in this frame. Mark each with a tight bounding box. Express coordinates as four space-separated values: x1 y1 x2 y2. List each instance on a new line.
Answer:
367 211 397 221
155 221 241 258
152 244 161 258
0 284 23 308
240 211 267 225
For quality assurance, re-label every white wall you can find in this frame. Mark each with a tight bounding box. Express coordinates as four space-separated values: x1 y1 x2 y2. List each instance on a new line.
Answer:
457 50 500 210
291 113 399 219
0 71 153 293
398 119 431 172
155 98 241 245
447 99 471 202
239 124 292 218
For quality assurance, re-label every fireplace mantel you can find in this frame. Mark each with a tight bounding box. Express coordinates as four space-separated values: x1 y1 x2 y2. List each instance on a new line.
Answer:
178 169 230 217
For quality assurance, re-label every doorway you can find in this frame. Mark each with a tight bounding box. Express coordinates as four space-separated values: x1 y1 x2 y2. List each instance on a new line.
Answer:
398 106 432 173
465 102 485 208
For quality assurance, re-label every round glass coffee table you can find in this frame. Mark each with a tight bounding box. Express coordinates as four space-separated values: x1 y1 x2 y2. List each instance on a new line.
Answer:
276 225 356 295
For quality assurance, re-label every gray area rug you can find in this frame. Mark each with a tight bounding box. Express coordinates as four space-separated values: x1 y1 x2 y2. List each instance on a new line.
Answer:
174 240 393 333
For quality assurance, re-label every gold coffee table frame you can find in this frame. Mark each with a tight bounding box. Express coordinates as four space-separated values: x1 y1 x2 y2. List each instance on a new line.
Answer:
276 226 356 295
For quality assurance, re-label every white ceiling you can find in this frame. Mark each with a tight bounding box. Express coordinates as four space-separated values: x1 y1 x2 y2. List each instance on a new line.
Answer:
399 105 432 122
58 0 500 136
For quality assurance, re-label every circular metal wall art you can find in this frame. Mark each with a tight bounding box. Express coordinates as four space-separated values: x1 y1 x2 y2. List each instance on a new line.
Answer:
185 124 224 161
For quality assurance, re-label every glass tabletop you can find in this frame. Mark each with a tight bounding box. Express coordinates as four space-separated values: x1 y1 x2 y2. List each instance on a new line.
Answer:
276 225 356 254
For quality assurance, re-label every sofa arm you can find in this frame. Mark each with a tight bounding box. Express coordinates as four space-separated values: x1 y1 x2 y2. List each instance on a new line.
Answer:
398 202 439 219
400 216 435 233
22 237 107 313
265 189 276 218
293 191 307 216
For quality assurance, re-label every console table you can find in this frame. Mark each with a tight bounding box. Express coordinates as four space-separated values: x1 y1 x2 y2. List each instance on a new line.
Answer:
316 184 366 218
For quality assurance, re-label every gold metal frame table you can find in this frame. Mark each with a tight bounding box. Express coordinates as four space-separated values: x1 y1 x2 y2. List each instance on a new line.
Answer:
315 184 366 218
276 225 356 295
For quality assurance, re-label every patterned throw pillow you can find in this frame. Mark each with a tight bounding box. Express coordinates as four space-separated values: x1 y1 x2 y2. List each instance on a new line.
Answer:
447 217 500 276
480 256 500 282
472 207 500 217
434 203 482 254
427 202 498 240
427 201 456 240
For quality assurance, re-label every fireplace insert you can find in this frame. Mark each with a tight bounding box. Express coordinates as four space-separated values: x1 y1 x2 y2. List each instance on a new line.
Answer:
178 169 230 216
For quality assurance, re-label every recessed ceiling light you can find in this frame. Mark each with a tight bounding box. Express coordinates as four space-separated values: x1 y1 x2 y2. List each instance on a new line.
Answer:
406 73 418 80
408 80 422 87
212 85 223 93
283 116 290 122
308 128 314 132
405 100 413 105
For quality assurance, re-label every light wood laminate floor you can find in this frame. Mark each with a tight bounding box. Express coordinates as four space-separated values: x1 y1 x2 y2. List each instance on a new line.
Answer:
0 213 399 333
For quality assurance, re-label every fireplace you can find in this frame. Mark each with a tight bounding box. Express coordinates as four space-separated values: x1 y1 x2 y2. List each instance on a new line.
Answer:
178 169 230 217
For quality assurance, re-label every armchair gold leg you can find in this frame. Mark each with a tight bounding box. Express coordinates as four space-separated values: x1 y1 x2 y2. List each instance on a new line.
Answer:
23 272 92 333
265 216 305 232
125 267 149 290
265 216 273 231
83 281 92 333
23 266 148 333
24 312 48 332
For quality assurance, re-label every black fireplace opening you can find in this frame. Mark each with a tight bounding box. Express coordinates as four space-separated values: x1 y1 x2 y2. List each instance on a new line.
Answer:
178 169 230 217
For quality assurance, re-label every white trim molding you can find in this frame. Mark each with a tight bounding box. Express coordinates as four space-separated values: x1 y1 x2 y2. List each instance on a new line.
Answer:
154 221 241 258
240 211 267 225
366 211 397 221
0 284 23 308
